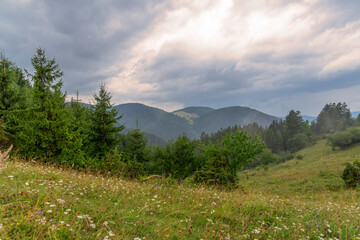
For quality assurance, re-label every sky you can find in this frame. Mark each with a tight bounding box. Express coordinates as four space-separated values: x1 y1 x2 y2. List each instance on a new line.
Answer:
1 0 360 116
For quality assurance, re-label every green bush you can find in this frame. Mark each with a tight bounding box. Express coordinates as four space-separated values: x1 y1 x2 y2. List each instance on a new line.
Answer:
149 135 200 179
341 161 360 188
194 131 264 186
328 127 360 150
245 148 279 168
277 151 294 163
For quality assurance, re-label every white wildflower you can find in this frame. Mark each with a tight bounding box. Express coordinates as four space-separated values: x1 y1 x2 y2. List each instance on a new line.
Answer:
90 224 96 229
57 199 65 204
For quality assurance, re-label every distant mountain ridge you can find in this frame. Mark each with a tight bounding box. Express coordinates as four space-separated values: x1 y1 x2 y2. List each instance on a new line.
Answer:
111 103 280 142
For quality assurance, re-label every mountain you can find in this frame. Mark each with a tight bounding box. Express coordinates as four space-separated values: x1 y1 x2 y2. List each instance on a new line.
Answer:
114 103 196 141
192 106 280 135
302 115 316 122
173 106 215 116
172 107 215 125
82 102 280 142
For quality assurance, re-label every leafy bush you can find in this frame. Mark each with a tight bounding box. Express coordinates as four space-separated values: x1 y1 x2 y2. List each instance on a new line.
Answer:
328 127 360 150
194 131 264 186
287 133 308 153
341 161 360 188
277 151 294 163
245 148 279 168
149 135 200 179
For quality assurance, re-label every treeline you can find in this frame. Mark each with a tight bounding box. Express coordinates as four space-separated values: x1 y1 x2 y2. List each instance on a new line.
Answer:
0 49 263 186
200 104 360 168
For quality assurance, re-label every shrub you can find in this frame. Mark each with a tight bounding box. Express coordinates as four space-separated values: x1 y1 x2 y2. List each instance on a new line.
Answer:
194 131 264 186
149 135 200 179
328 127 360 150
245 148 279 168
341 161 360 188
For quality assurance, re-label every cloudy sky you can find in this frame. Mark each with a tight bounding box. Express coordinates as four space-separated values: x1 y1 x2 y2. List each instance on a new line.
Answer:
1 0 360 116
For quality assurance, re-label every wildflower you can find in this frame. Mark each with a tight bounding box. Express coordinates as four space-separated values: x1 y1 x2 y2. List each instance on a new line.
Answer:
50 204 55 208
109 231 115 236
77 216 83 219
134 238 142 240
104 236 110 240
8 175 14 178
0 223 3 231
90 224 96 229
46 210 53 213
25 182 29 186
57 199 65 204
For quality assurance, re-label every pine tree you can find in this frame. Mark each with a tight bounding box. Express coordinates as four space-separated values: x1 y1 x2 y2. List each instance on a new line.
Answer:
0 53 32 113
10 48 83 163
88 83 124 158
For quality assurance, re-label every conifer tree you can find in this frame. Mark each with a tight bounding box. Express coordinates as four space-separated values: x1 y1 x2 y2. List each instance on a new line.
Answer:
11 48 83 163
88 83 124 158
0 53 32 113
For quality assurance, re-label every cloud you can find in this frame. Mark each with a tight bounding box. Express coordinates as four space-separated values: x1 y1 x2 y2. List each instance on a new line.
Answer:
1 0 360 115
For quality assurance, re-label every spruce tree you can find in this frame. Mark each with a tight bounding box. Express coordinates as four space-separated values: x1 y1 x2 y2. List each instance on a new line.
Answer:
88 83 124 158
11 48 83 163
0 53 32 113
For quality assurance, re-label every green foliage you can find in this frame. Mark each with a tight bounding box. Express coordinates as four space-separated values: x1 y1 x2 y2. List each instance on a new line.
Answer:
287 133 309 153
88 83 124 158
98 149 127 176
195 131 264 185
4 49 85 166
263 120 284 153
313 102 352 134
327 127 360 150
150 135 200 179
124 125 148 163
246 148 280 168
285 110 304 138
0 118 7 146
341 161 360 188
0 53 32 112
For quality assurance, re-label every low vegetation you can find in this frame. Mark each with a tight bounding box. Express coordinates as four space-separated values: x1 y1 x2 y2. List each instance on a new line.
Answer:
1 140 360 239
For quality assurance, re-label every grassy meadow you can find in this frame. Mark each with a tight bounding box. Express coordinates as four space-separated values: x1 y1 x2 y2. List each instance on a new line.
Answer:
1 140 360 239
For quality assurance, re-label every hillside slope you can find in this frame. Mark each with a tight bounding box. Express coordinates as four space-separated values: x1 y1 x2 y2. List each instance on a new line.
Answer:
239 140 360 194
1 142 360 239
193 106 279 134
114 103 197 141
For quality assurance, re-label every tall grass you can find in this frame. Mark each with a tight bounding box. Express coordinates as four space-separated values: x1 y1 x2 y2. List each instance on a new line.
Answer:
1 140 360 239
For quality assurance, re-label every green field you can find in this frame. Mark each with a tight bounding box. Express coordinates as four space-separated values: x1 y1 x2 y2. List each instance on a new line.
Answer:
1 140 360 239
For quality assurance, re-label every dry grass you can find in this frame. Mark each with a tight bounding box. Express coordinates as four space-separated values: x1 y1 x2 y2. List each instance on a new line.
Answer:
0 145 12 172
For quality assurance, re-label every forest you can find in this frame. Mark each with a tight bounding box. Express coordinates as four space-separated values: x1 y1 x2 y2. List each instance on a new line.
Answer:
1 48 360 187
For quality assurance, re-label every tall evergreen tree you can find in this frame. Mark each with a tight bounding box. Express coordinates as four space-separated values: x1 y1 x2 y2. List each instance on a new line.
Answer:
284 110 304 139
0 53 32 113
314 102 352 134
88 83 124 158
124 120 148 163
8 48 84 164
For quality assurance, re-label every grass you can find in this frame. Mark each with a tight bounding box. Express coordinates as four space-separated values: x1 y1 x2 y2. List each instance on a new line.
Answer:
1 140 360 239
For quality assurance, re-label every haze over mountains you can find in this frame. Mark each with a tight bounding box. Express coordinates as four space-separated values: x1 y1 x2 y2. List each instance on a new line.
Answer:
114 103 279 142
